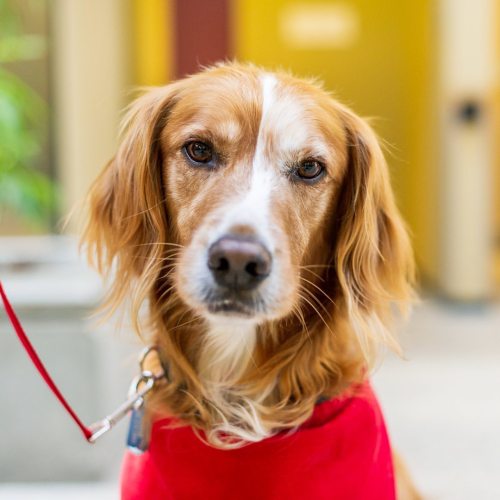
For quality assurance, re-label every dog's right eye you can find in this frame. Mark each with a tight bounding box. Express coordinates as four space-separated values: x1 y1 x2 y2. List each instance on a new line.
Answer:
184 141 214 164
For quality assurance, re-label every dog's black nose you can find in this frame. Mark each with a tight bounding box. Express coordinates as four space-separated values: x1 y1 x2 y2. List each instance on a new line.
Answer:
207 236 272 291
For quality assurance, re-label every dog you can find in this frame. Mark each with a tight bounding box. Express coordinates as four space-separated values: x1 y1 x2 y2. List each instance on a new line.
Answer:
83 62 419 499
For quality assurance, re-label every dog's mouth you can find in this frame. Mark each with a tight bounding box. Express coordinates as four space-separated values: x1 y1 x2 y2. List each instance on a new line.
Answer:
202 289 266 318
207 298 255 317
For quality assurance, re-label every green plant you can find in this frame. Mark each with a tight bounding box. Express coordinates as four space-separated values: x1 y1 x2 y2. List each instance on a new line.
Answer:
0 0 56 226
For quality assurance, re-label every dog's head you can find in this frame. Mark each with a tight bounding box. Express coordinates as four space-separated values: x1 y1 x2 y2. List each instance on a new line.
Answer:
83 63 414 445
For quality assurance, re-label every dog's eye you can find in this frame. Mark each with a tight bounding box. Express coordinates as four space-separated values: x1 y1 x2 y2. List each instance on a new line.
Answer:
184 141 213 164
296 160 324 180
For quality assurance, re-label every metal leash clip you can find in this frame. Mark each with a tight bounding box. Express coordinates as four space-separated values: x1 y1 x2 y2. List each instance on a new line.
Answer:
88 346 165 443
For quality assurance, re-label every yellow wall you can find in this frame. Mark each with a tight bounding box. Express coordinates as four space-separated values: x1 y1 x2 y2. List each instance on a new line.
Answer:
234 0 437 282
132 0 173 86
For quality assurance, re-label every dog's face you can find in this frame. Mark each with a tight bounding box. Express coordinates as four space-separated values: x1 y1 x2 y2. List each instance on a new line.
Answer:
85 62 412 360
162 71 348 324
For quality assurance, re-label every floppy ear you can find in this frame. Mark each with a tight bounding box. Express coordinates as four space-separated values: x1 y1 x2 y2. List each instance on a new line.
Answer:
333 107 415 356
82 84 181 318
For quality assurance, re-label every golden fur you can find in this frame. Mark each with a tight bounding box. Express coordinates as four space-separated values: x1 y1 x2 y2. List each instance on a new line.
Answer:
82 63 415 451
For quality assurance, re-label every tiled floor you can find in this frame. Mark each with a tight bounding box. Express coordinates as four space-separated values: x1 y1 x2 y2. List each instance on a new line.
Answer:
373 298 500 499
0 483 117 500
1 298 499 499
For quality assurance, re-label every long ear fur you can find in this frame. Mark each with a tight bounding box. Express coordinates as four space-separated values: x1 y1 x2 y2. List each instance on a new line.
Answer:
81 85 181 326
333 107 415 359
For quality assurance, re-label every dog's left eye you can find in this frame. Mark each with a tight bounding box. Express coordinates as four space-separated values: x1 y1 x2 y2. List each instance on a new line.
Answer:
184 141 214 164
296 160 324 180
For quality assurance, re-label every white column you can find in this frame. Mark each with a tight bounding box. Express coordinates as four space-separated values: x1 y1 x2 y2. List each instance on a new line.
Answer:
437 0 497 300
51 0 130 233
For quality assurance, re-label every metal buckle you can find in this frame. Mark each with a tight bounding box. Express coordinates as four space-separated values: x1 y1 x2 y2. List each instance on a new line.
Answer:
87 345 165 443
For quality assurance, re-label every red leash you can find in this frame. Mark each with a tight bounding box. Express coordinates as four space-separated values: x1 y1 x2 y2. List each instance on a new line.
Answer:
0 281 93 440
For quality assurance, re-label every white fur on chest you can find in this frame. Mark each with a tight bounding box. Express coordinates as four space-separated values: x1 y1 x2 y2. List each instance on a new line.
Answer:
198 318 257 385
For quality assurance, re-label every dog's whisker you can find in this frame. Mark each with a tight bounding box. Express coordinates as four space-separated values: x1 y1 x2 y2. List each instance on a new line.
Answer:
130 242 185 249
298 266 325 282
299 264 334 269
296 290 333 335
170 315 201 333
291 303 311 344
299 276 336 307
147 254 182 262
157 283 179 303
297 283 332 320
130 254 182 262
122 197 169 219
161 263 179 273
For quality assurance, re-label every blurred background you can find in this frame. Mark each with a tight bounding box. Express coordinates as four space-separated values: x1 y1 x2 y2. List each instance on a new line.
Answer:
0 0 499 498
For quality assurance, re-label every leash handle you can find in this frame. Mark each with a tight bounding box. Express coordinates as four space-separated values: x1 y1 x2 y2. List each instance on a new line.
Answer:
0 281 93 440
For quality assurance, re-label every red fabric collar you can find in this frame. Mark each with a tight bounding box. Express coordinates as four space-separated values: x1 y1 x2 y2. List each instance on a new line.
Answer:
121 383 395 500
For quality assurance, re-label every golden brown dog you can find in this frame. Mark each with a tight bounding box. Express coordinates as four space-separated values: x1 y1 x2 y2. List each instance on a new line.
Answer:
83 62 419 498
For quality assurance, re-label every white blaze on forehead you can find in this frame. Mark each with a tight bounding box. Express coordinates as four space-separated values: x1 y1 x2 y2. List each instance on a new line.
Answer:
261 73 277 116
262 87 329 160
210 74 279 249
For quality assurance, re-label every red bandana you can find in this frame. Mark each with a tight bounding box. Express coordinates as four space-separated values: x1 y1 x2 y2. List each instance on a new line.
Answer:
121 383 395 500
